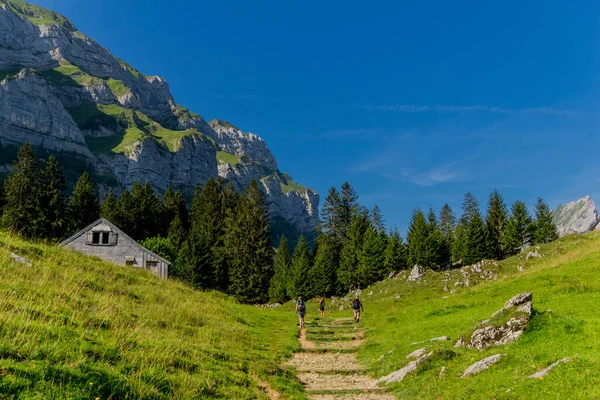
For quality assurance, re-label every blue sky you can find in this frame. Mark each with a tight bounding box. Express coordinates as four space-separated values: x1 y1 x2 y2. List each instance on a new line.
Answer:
32 0 600 232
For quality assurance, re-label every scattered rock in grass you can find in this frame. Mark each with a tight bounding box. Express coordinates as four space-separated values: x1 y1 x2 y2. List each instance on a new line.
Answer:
506 389 512 393
339 306 344 312
10 253 31 267
443 285 448 292
407 265 426 282
394 294 400 299
456 293 533 350
526 247 542 259
388 271 397 280
254 303 282 309
462 354 504 377
518 264 524 272
528 357 571 379
456 260 500 287
406 347 428 359
450 289 457 295
412 336 449 345
368 291 373 296
376 351 433 384
439 366 446 378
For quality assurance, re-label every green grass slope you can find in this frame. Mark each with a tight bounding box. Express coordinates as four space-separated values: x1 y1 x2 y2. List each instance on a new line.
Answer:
0 232 304 399
323 233 600 399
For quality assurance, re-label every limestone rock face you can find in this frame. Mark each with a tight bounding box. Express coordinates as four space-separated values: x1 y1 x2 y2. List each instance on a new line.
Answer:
552 196 599 236
376 351 433 384
0 69 92 157
0 2 319 234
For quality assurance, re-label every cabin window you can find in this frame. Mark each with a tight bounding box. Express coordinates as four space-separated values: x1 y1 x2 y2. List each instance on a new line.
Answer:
125 260 134 266
87 231 116 246
146 261 159 269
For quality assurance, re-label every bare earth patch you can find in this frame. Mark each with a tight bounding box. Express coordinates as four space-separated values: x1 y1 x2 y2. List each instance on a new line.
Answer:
285 352 364 372
299 373 378 391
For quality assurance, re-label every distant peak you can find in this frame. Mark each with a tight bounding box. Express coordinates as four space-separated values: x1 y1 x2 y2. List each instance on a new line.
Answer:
209 119 239 131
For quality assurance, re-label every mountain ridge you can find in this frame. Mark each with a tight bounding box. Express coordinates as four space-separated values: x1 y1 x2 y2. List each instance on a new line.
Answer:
0 0 319 235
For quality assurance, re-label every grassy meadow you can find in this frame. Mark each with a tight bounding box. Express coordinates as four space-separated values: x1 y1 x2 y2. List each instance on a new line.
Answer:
0 232 304 399
319 232 600 399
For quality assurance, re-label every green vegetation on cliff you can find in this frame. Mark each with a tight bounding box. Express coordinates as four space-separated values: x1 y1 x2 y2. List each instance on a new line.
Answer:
5 0 74 28
216 151 242 166
68 103 207 154
0 232 303 399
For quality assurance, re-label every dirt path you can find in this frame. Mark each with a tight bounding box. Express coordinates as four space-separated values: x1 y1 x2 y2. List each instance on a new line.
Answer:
285 318 396 400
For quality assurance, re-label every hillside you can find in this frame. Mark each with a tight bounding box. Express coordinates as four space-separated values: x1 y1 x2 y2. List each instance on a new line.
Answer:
0 0 319 237
0 231 304 399
313 233 600 399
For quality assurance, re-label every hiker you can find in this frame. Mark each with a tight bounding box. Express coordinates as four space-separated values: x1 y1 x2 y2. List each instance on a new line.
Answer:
296 296 306 329
317 295 326 317
351 295 364 323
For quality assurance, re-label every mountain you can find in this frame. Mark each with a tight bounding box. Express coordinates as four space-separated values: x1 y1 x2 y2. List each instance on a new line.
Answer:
0 0 319 236
551 195 599 236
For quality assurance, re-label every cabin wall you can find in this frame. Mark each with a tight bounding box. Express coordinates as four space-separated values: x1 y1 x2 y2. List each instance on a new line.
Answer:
64 233 168 279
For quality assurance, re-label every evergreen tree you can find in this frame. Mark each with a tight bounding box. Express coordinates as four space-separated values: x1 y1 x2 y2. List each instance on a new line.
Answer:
100 189 120 223
339 182 359 239
140 236 177 263
370 205 385 233
453 192 484 264
269 235 293 302
384 229 407 273
463 213 489 265
226 179 273 303
533 197 559 244
358 226 387 286
2 143 39 237
338 213 370 290
168 215 187 251
503 200 533 255
35 156 67 240
115 182 163 240
288 235 313 298
320 187 342 240
425 207 447 269
407 208 430 267
438 204 456 266
310 235 338 296
162 187 189 230
177 227 212 287
485 190 508 260
68 171 99 234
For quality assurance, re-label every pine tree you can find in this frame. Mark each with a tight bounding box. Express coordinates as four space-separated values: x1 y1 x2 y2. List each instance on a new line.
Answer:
2 143 39 237
339 182 359 239
35 156 67 240
337 213 370 290
425 207 447 269
439 203 456 261
100 189 120 224
464 213 489 265
115 182 163 240
310 235 338 296
226 180 273 303
485 189 508 260
384 229 407 273
162 187 189 230
288 235 313 298
168 215 187 251
370 205 385 233
407 208 430 267
269 235 293 302
358 226 387 286
68 171 99 234
503 200 533 255
533 197 559 244
320 187 342 240
453 192 484 264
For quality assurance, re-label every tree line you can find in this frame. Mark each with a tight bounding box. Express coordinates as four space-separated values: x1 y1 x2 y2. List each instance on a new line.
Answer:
0 143 559 305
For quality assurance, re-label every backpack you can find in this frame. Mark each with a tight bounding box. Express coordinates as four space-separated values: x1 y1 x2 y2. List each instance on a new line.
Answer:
298 301 306 312
352 299 360 309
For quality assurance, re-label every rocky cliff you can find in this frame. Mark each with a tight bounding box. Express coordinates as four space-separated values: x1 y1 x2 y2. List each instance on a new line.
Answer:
0 0 319 234
551 195 599 236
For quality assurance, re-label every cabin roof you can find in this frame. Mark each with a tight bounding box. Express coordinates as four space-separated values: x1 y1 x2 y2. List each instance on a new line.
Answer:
60 218 172 265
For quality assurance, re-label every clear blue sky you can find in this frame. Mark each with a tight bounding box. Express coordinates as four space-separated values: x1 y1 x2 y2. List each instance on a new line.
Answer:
32 0 600 233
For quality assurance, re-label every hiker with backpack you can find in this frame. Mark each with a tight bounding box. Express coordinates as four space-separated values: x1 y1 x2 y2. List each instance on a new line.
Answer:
296 296 306 329
351 295 364 323
317 295 326 318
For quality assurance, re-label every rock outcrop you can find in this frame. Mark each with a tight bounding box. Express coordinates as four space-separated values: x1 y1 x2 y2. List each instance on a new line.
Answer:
462 354 504 377
0 1 319 234
552 196 599 236
407 265 426 282
455 292 533 350
376 351 433 384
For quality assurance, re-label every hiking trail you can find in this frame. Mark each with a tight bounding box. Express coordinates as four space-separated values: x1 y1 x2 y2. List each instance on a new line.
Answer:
285 317 396 400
